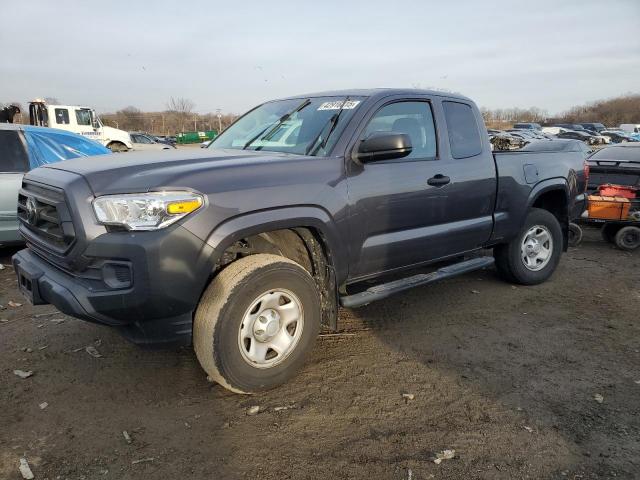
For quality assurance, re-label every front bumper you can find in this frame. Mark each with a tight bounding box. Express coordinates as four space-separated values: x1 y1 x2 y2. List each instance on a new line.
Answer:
13 225 215 346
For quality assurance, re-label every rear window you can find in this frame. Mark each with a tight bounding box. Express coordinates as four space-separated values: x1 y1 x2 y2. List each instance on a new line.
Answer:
0 130 29 172
590 146 640 162
443 101 482 158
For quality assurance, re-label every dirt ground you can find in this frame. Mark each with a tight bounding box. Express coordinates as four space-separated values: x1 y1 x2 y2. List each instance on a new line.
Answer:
1 227 638 480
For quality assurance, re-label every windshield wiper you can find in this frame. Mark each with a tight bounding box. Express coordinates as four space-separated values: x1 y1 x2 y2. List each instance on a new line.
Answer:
243 98 311 150
304 97 349 156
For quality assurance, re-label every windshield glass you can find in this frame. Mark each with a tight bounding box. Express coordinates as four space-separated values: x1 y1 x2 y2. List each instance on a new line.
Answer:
209 96 364 156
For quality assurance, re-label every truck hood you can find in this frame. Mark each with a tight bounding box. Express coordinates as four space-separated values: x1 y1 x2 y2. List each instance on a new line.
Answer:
102 125 132 145
41 148 303 195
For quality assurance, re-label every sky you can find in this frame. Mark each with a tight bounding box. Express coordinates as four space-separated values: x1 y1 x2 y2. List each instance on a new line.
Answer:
2 0 639 116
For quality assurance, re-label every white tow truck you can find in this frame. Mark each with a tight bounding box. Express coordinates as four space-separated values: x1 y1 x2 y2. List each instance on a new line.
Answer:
28 100 133 152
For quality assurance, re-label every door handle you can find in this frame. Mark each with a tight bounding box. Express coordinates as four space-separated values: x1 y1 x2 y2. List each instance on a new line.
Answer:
427 174 450 187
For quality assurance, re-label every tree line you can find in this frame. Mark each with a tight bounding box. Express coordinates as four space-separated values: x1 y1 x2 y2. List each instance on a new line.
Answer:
4 93 639 133
481 93 640 129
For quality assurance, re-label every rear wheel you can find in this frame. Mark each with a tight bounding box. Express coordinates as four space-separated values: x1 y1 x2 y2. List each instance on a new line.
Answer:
193 254 321 394
614 226 640 251
494 208 563 285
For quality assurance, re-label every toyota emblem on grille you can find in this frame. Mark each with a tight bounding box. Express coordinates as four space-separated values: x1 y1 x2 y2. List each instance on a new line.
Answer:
25 197 38 225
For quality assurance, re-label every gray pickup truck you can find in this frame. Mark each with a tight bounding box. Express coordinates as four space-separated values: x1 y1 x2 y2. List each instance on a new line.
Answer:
13 89 587 393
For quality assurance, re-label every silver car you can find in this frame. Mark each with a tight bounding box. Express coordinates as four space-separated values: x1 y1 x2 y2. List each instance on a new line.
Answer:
0 123 110 244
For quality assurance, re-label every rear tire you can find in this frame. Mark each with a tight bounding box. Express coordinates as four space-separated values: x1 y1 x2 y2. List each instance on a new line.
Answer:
193 254 321 394
494 208 563 285
614 226 640 251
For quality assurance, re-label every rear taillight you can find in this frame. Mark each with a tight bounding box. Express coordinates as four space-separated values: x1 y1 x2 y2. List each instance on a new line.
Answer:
583 161 590 186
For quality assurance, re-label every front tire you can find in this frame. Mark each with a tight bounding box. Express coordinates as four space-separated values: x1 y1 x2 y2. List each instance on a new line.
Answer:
107 141 129 153
494 208 563 285
193 254 321 394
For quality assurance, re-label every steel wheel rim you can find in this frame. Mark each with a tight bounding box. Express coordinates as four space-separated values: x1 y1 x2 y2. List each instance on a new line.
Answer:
238 289 304 369
521 225 553 271
622 230 639 247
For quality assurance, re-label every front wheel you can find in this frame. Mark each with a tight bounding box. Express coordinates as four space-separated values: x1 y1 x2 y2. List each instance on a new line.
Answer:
494 208 563 285
107 141 129 153
193 254 321 394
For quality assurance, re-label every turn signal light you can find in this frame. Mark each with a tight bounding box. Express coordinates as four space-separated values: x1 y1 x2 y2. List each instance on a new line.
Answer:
167 198 203 215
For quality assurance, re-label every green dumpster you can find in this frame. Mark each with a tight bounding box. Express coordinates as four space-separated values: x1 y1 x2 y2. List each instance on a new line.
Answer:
176 130 218 144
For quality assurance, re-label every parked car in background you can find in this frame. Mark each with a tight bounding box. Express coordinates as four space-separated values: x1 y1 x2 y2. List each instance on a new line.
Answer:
0 124 110 244
586 144 640 193
600 130 639 144
554 123 588 132
579 123 606 133
512 122 542 130
129 132 175 151
542 126 565 135
619 124 640 134
557 130 602 145
153 135 177 147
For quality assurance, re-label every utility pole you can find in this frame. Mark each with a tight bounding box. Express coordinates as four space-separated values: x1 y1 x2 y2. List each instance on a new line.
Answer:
194 115 197 131
216 108 222 133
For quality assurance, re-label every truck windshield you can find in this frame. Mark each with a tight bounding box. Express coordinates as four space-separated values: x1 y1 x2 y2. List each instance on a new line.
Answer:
209 96 364 156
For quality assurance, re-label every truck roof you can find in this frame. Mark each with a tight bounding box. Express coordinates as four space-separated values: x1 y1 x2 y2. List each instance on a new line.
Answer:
275 88 473 103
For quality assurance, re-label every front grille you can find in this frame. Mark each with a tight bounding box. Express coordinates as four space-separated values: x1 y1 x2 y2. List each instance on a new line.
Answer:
18 180 75 253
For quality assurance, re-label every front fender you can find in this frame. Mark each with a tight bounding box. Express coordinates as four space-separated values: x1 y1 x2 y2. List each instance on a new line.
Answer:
203 206 348 283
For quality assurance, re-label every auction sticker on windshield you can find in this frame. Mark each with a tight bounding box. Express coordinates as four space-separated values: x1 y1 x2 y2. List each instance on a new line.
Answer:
318 100 360 111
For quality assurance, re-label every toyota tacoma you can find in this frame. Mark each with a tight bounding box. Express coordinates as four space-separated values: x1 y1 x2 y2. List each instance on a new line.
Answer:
13 89 587 393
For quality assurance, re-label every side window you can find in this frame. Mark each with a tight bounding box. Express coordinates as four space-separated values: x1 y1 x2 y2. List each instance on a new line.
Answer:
55 108 70 125
363 101 437 160
75 109 92 126
443 101 482 159
0 131 30 172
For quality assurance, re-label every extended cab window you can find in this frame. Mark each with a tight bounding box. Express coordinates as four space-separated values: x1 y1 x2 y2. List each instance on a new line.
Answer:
0 130 29 172
55 108 70 125
75 109 92 126
443 101 482 159
363 101 436 160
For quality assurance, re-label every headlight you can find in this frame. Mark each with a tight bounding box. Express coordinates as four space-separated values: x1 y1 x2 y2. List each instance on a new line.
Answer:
93 191 204 231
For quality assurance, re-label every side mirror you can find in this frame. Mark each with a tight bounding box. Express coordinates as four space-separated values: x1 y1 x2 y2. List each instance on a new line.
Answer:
356 132 412 162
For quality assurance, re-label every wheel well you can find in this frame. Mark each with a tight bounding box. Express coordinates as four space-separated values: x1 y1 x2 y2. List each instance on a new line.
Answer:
215 227 338 330
532 189 568 249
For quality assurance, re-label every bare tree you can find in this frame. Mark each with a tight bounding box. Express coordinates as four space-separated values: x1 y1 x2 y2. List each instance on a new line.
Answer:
166 97 195 132
44 97 61 104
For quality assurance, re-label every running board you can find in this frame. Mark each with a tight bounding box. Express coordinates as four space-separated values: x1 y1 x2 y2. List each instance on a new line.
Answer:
340 257 495 308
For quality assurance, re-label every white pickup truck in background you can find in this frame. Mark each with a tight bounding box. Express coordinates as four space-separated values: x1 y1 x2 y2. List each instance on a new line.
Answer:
28 100 133 152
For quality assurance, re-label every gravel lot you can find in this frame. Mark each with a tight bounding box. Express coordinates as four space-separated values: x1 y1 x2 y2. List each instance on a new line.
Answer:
1 227 638 479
